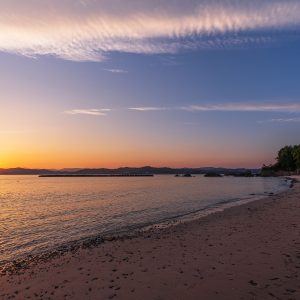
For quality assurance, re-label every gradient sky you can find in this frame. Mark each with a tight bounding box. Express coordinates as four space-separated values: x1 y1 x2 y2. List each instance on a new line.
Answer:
1 0 300 169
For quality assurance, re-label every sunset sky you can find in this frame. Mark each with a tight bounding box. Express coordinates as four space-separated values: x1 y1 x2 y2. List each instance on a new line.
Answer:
1 0 300 169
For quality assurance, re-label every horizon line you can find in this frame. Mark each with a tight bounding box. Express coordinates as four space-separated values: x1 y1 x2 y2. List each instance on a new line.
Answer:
0 165 262 170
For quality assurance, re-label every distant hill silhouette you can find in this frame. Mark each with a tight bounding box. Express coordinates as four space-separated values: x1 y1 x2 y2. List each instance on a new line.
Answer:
0 166 259 176
0 168 54 175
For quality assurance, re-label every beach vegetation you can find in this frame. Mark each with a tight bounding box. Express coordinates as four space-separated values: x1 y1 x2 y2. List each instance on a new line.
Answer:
261 144 300 175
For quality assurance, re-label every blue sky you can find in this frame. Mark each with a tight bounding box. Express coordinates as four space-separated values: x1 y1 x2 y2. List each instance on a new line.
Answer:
0 0 300 168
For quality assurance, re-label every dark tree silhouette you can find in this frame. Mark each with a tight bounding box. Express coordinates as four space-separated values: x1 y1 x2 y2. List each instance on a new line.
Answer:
277 146 297 171
292 145 300 170
262 144 300 175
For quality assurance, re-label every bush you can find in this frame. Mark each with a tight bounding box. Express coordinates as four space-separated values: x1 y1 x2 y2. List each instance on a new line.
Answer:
262 145 300 174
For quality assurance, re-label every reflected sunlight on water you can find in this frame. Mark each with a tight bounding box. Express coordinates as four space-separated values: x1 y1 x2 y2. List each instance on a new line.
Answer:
0 175 288 264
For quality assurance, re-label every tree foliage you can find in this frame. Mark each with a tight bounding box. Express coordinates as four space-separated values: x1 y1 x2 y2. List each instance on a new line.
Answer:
263 145 300 173
292 145 300 170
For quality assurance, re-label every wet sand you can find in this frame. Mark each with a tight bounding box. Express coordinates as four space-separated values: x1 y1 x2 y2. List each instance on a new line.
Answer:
1 180 300 299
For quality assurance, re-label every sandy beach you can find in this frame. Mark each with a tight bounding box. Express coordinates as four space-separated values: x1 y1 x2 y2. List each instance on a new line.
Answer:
1 180 300 300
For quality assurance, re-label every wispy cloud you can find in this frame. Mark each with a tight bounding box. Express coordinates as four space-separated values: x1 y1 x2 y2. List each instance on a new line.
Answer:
128 103 300 113
64 109 111 116
258 118 300 124
129 107 167 111
1 1 300 61
104 69 128 74
180 103 300 113
63 103 300 116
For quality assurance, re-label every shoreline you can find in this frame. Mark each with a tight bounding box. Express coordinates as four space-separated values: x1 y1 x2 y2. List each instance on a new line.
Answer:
1 178 300 299
0 177 292 271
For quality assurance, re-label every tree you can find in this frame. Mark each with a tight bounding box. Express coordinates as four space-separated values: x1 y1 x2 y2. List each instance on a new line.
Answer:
292 145 300 170
261 144 300 175
276 145 296 171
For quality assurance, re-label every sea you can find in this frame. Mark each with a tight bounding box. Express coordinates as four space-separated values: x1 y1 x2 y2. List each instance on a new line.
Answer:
0 175 290 265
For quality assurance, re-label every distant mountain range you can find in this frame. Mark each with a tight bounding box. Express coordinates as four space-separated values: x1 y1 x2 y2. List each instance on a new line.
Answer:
0 167 260 176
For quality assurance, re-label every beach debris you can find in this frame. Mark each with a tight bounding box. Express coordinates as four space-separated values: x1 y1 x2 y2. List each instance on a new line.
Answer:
248 280 258 286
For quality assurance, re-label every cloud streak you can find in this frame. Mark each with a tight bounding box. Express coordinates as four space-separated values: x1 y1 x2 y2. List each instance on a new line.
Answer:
180 103 300 113
129 103 300 113
128 103 300 113
1 0 300 61
104 68 128 73
64 103 300 118
258 118 300 123
64 109 111 116
129 107 167 111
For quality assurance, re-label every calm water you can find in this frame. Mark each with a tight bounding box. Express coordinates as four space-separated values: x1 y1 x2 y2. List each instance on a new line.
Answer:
0 175 289 264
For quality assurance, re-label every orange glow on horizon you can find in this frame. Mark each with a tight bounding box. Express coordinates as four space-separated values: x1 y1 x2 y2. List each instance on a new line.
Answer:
0 150 268 170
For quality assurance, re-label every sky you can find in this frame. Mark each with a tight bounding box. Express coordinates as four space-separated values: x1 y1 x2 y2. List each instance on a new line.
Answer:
0 0 300 169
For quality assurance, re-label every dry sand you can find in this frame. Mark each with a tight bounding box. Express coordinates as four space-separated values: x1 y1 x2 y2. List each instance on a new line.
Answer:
1 180 300 300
